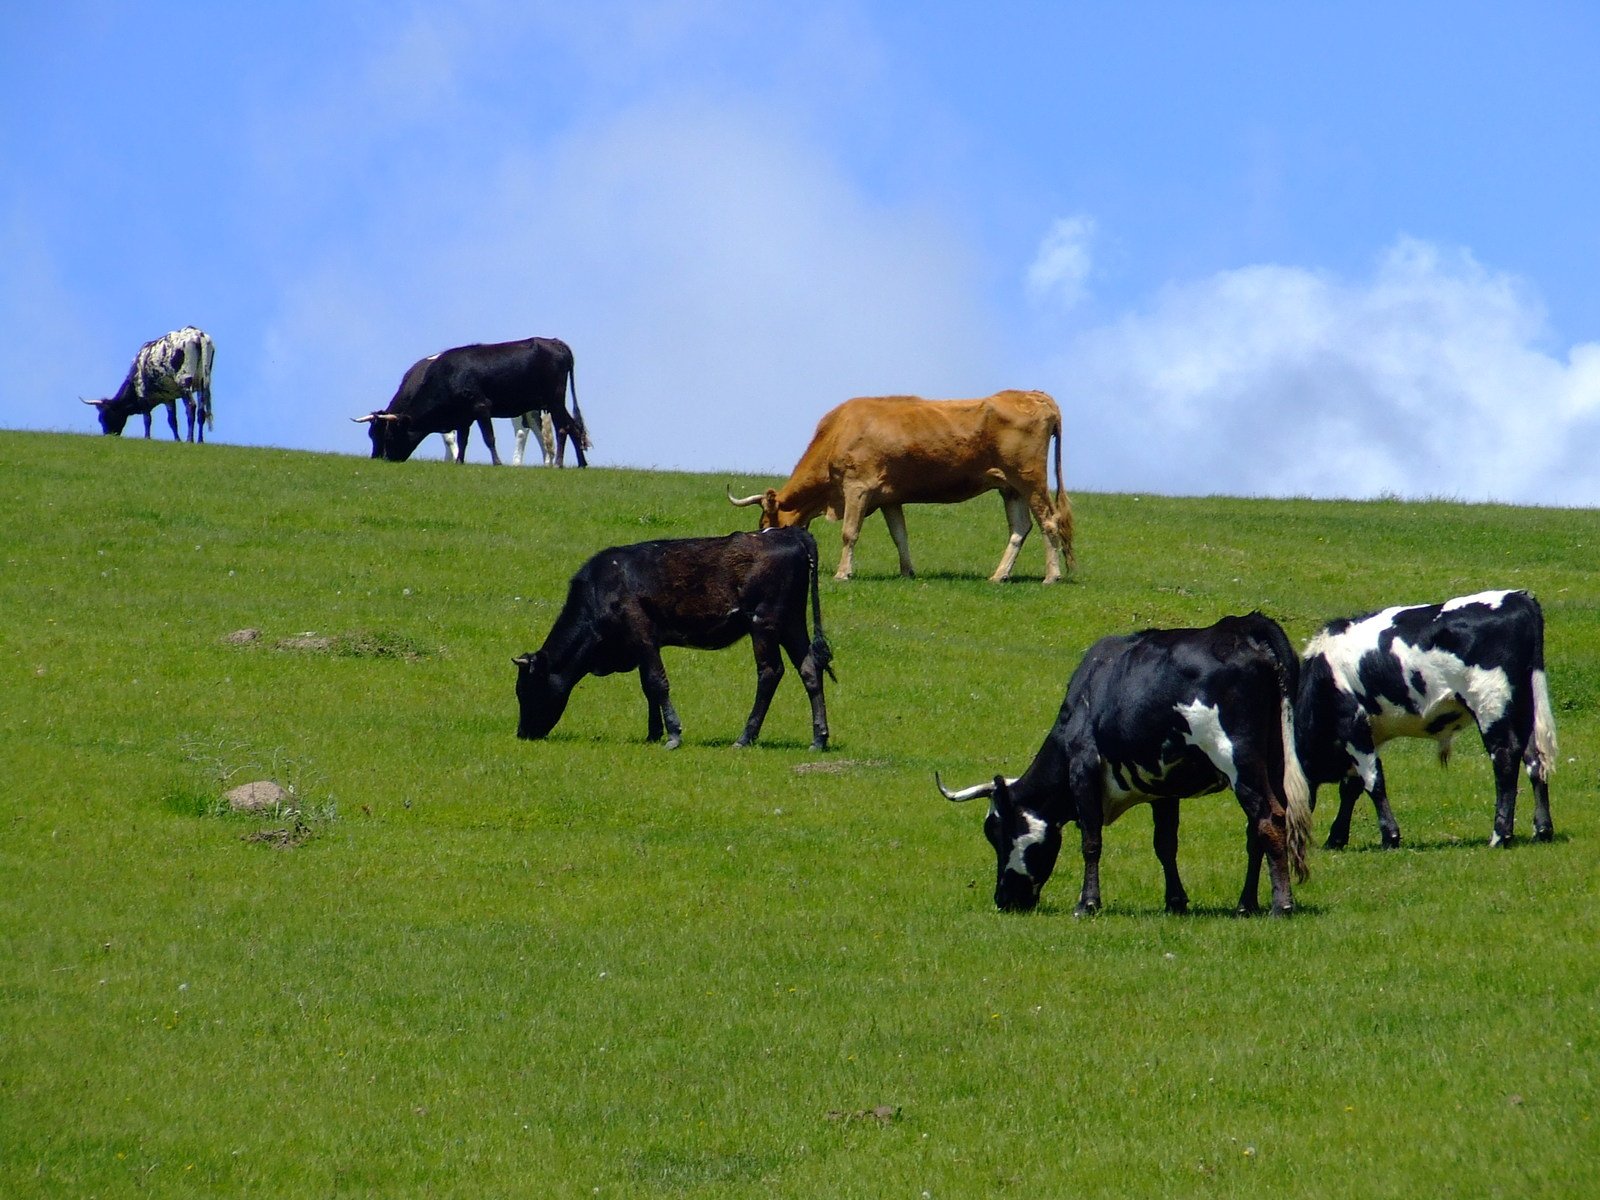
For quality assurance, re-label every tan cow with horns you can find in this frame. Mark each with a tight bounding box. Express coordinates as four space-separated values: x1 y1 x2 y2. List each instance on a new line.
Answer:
729 390 1074 582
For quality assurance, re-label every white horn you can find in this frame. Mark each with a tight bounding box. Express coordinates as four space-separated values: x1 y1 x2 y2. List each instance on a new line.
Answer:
935 771 998 803
351 414 377 424
727 485 765 507
81 397 105 407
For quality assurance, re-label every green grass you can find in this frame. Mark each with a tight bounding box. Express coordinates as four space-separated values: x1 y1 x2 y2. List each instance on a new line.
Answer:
2 429 1597 1197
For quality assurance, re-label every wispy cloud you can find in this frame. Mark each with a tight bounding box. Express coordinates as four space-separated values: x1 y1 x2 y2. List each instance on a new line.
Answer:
1045 236 1600 505
1027 215 1096 311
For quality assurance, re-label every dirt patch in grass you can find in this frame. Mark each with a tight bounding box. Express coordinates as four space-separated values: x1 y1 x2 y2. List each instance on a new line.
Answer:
791 758 889 775
242 820 314 850
254 630 431 659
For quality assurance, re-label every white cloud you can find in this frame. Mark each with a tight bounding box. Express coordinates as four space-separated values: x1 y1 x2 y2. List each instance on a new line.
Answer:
1027 215 1096 311
1046 236 1600 505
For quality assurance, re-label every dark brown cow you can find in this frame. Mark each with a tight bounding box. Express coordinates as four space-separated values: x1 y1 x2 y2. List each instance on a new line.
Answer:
729 390 1074 582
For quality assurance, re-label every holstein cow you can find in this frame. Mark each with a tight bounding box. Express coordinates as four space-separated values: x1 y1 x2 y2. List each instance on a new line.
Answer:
84 326 215 442
441 410 556 465
353 336 589 465
514 528 835 750
728 391 1074 582
938 613 1312 916
1295 589 1557 849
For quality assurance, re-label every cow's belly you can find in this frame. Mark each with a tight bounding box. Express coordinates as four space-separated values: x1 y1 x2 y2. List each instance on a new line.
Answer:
1100 757 1228 825
1370 697 1473 746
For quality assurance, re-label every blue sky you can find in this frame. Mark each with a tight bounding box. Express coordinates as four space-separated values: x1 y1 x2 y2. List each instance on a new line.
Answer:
4 1 1598 503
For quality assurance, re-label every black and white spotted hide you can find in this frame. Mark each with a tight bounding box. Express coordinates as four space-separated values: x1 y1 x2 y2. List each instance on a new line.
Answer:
1295 589 1557 849
939 613 1313 917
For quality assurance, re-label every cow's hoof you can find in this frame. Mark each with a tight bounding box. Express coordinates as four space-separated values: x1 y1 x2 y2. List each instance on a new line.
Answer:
810 738 829 752
1381 834 1401 850
1165 900 1189 916
1323 836 1348 851
731 737 752 749
1534 826 1554 843
663 735 682 750
1072 901 1099 918
1269 904 1294 919
1234 903 1261 918
1489 832 1513 848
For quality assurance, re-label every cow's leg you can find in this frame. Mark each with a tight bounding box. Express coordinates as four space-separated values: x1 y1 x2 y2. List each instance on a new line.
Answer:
452 425 472 463
1486 728 1524 847
1528 752 1555 843
637 648 681 749
880 505 915 577
141 409 153 438
1364 756 1402 848
781 621 829 751
162 400 179 440
512 421 529 466
477 414 502 465
550 409 588 468
735 627 786 748
1029 488 1071 582
1324 774 1364 849
1075 817 1103 916
991 492 1032 582
835 490 869 581
539 411 557 465
1151 798 1187 914
183 397 197 442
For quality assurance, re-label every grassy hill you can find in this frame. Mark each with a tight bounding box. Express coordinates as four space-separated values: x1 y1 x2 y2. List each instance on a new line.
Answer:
2 429 1597 1196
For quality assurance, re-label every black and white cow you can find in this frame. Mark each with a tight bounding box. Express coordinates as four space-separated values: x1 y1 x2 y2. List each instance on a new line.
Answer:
83 326 215 441
514 528 834 750
354 336 588 465
938 613 1312 916
1295 589 1557 849
441 409 555 465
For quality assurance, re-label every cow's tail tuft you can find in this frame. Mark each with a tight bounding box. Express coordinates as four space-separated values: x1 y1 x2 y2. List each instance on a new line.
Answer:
805 531 836 682
1281 692 1313 883
1531 669 1558 781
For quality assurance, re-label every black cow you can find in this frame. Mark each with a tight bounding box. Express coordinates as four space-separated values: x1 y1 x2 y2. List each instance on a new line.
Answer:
938 613 1312 916
1295 589 1557 849
353 336 589 466
514 529 834 750
83 326 215 441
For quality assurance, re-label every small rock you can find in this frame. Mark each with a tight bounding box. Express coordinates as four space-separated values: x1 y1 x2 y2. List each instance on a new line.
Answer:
225 780 288 813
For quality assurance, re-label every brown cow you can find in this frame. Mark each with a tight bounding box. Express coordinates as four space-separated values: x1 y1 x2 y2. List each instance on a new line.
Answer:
729 390 1074 582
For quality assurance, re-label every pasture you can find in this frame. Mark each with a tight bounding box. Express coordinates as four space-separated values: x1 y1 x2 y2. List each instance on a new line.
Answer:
2 429 1596 1197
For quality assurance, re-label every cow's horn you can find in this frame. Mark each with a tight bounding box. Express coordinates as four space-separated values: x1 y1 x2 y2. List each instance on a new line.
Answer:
935 771 998 803
727 486 765 507
81 397 105 407
351 414 377 424
377 412 402 421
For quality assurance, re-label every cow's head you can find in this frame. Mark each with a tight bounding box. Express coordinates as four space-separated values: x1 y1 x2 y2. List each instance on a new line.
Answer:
939 773 1061 911
513 651 572 739
726 486 789 529
82 397 126 435
351 412 421 461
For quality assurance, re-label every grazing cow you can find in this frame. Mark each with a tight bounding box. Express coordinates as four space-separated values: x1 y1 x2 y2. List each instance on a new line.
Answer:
728 390 1074 582
1295 589 1557 849
514 528 834 750
938 613 1312 915
353 336 589 465
83 326 215 442
441 409 555 464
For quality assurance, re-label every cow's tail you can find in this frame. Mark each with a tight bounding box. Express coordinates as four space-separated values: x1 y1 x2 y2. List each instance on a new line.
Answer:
1051 407 1075 569
200 333 215 430
804 530 836 682
1528 597 1558 781
1248 612 1311 882
567 356 590 450
1281 690 1313 883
